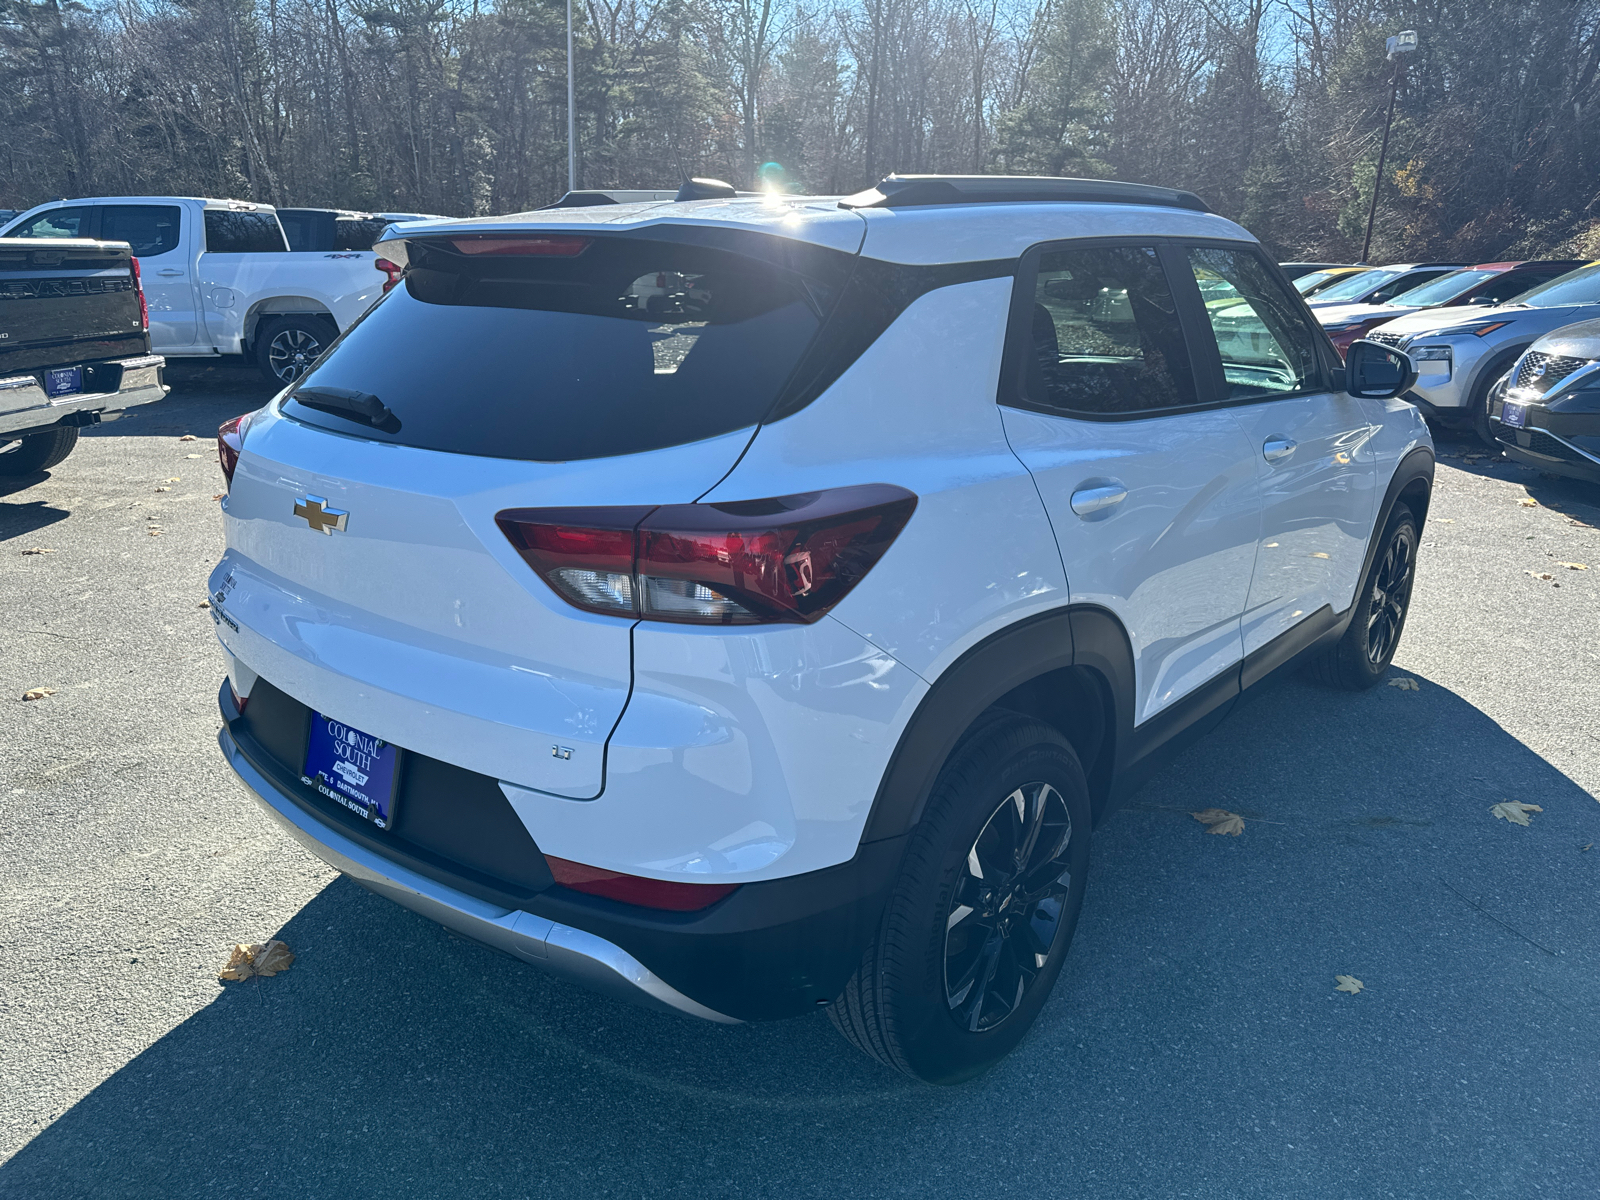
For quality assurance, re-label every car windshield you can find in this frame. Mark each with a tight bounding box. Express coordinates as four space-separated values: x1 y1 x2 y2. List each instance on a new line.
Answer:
1385 269 1497 308
1294 270 1344 294
1509 262 1600 307
284 231 841 461
1311 267 1404 302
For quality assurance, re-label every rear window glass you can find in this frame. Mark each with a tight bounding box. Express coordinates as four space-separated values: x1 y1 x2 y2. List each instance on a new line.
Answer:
204 210 287 254
333 218 385 251
283 233 839 461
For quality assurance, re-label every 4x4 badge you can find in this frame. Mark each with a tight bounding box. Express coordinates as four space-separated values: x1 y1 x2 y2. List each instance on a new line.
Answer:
293 495 348 534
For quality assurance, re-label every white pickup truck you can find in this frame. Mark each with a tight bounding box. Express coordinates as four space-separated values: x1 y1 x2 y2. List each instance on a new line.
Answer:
0 197 387 385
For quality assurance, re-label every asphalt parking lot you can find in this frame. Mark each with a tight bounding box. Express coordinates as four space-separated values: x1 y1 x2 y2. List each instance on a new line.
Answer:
3 367 1599 1199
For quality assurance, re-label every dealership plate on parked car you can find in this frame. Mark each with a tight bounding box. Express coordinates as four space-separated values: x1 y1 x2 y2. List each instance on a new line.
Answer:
1501 402 1527 429
301 712 401 828
44 367 82 399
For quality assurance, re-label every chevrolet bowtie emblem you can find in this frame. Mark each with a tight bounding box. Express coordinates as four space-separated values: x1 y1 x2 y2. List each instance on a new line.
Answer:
293 495 348 534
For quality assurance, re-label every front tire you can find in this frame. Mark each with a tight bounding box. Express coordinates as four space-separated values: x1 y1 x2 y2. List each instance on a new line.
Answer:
1469 351 1522 446
830 715 1092 1084
256 315 336 386
1307 503 1418 690
0 427 79 475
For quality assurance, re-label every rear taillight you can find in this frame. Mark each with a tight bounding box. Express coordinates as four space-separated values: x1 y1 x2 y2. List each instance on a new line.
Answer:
450 234 591 257
545 856 739 911
217 412 253 490
130 256 149 331
374 257 404 294
497 485 917 625
226 678 250 714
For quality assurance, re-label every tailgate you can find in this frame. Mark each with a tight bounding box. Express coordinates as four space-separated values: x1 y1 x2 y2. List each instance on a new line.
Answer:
0 239 147 382
211 404 751 799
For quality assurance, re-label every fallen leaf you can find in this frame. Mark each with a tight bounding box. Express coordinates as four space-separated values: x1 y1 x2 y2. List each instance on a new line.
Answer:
154 486 171 493
164 476 180 483
1581 843 1593 852
20 547 56 555
22 687 58 701
212 493 225 502
198 600 211 609
1335 975 1364 994
178 434 197 441
1490 801 1543 827
1526 571 1555 581
1518 498 1538 508
1191 808 1245 836
184 453 201 459
1309 551 1330 559
218 940 295 981
1436 518 1455 523
1387 677 1420 691
1556 562 1589 571
147 530 163 537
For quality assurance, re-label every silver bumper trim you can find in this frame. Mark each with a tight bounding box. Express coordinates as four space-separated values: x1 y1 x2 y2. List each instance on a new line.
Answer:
0 354 168 436
218 728 740 1024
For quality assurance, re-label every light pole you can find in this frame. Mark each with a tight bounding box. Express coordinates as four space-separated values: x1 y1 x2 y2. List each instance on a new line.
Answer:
566 0 577 193
1360 29 1418 264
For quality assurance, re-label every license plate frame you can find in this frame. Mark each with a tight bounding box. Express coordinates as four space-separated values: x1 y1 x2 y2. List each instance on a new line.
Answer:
1501 401 1527 429
44 367 83 399
301 712 403 829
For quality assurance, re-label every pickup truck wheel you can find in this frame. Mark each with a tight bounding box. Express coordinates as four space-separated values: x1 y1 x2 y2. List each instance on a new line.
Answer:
1306 503 1418 691
0 427 79 476
257 316 336 386
829 715 1091 1085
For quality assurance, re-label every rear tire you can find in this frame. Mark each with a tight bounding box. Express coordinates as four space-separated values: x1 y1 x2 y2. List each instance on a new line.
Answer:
829 715 1092 1084
0 427 79 475
1307 503 1418 691
256 315 337 387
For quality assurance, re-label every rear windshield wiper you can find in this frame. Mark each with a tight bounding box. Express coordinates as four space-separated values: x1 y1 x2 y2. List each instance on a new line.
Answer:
291 386 402 434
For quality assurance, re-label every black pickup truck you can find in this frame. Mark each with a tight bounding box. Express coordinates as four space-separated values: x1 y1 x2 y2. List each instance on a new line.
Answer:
1 237 167 475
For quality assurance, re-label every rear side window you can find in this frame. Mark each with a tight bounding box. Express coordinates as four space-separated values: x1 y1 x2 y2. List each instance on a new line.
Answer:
284 232 844 461
100 205 181 257
1185 247 1323 399
1020 244 1198 416
277 211 329 252
333 218 385 251
204 210 287 254
7 207 92 239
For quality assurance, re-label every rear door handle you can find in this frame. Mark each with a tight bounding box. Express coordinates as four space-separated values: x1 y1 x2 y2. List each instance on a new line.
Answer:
1070 482 1128 517
156 269 184 277
1262 437 1297 463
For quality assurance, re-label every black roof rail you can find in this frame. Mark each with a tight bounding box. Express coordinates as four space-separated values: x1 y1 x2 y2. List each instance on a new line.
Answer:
838 175 1211 214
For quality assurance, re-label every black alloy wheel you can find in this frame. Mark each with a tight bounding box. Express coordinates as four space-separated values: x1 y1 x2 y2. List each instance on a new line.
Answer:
944 782 1076 1033
1364 522 1415 667
829 714 1092 1084
1307 502 1420 691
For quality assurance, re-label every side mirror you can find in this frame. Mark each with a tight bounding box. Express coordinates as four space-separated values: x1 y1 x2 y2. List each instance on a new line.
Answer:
1343 339 1418 400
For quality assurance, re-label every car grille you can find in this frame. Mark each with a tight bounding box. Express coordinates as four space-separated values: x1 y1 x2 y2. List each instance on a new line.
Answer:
1365 331 1406 349
1513 352 1591 394
1497 424 1598 466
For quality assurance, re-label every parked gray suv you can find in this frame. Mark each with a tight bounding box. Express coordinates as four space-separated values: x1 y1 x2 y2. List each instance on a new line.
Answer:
1363 262 1600 443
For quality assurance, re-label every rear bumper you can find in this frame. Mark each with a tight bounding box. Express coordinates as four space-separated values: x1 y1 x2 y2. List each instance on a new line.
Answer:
218 679 907 1021
219 721 742 1023
0 355 167 439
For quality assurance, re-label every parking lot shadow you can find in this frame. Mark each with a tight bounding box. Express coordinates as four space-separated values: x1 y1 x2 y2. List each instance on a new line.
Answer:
0 495 70 538
4 671 1598 1199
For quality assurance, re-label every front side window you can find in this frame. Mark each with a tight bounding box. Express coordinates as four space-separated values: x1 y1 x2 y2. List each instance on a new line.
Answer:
1387 269 1495 308
7 207 93 239
1312 268 1402 304
1021 245 1197 416
1186 247 1322 399
203 210 287 254
1512 263 1600 307
1368 269 1452 304
100 205 181 257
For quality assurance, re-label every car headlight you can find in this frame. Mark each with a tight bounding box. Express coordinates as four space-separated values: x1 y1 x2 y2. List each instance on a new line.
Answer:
1422 321 1513 338
1411 346 1451 362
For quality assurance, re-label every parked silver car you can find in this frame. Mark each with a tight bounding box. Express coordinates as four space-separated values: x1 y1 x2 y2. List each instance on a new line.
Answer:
1363 261 1600 442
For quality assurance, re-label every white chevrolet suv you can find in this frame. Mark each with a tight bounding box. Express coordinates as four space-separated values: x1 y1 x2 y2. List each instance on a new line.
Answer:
210 176 1434 1084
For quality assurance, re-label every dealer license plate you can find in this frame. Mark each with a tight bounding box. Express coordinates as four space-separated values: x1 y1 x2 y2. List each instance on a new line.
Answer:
44 367 82 399
1501 402 1527 429
302 712 401 828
